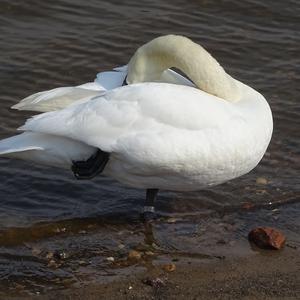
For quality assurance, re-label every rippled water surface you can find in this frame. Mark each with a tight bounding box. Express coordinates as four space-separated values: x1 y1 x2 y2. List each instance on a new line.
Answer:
0 0 299 296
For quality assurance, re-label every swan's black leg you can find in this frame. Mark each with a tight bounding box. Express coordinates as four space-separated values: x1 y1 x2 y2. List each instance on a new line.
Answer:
72 149 109 180
141 189 159 222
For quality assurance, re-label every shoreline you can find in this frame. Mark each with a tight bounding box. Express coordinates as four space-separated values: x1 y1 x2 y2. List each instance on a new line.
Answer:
8 246 299 300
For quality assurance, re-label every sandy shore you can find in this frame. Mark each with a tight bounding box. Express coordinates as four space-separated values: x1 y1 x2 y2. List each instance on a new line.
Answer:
17 246 299 300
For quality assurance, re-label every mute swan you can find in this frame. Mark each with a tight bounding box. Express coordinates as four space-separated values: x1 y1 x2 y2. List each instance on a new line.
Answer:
0 35 273 218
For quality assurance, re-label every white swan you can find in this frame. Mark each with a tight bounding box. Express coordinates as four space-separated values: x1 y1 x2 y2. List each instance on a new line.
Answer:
0 35 273 215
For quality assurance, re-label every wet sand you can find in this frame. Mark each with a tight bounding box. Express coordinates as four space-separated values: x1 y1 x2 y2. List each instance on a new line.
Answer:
9 246 299 300
1 201 299 298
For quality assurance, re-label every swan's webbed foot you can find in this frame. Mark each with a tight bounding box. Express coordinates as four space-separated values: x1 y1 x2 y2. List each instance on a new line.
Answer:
140 189 159 223
72 149 109 180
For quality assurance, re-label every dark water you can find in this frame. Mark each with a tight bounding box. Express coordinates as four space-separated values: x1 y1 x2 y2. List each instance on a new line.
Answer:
0 0 299 296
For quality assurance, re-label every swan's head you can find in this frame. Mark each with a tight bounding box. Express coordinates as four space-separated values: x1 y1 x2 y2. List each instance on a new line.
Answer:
127 35 241 102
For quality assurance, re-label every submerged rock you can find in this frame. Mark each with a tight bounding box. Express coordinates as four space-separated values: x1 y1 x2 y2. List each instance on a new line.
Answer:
248 227 286 250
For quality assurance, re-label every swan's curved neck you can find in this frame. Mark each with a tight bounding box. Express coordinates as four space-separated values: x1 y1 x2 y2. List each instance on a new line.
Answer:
127 35 241 102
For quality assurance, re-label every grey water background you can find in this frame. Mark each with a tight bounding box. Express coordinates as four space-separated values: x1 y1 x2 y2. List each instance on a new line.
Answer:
0 0 299 294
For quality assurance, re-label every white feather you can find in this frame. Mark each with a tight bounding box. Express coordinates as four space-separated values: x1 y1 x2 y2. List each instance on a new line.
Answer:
0 132 95 168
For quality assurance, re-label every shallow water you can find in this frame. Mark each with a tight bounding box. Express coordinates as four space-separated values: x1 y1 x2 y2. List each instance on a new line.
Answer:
0 0 299 296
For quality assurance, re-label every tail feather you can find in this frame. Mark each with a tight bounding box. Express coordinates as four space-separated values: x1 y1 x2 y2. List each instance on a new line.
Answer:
0 132 96 169
0 134 44 155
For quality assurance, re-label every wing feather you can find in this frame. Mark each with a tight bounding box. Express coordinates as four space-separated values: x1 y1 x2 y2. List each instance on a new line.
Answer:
20 83 235 155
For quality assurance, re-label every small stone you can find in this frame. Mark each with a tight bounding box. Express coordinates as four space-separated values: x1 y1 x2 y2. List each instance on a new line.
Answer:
106 256 115 262
53 250 69 260
162 263 176 272
47 259 59 268
118 244 125 250
128 286 133 290
46 252 54 260
142 277 166 288
54 227 66 233
248 227 286 250
31 247 42 256
78 230 87 234
15 283 25 290
256 177 268 185
166 217 179 223
145 251 155 256
128 250 142 260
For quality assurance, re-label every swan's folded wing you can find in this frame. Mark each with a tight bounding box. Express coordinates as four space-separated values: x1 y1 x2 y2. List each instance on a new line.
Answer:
19 83 237 153
12 85 103 112
12 66 128 112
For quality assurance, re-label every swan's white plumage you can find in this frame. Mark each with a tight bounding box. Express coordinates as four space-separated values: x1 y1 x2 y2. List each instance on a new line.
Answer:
19 82 272 190
0 34 273 191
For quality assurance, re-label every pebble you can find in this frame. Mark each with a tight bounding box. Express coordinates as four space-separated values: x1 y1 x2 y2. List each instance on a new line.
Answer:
53 250 69 260
128 250 142 260
162 263 176 272
106 256 115 262
15 283 25 290
54 227 66 233
256 177 268 185
145 251 155 256
142 277 166 288
248 227 286 250
31 247 42 256
47 259 59 268
46 252 54 260
166 217 179 223
118 244 125 250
